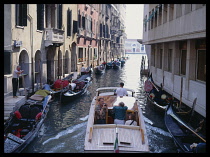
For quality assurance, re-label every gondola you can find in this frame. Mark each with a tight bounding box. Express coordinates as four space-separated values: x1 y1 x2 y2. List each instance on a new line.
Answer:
51 68 92 96
60 73 92 103
144 74 170 111
106 62 113 69
94 64 106 74
112 61 121 69
164 102 206 153
84 87 150 153
4 95 52 153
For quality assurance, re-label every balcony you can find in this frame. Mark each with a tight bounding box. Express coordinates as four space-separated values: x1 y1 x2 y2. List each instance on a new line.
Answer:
44 28 64 47
77 28 84 38
84 30 92 40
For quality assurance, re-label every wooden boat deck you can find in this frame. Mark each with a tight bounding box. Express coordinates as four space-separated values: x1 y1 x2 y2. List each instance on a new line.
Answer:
84 91 150 153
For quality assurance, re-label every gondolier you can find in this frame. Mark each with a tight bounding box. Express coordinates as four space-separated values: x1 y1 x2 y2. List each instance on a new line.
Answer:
12 65 24 98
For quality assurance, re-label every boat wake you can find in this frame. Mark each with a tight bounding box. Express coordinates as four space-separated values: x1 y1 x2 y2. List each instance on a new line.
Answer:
42 122 87 145
80 115 89 121
146 124 172 137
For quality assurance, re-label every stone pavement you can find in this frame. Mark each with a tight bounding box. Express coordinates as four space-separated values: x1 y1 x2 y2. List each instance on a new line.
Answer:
4 95 26 122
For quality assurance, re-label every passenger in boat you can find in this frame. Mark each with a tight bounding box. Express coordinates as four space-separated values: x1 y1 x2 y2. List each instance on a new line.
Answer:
81 64 86 75
12 65 24 98
125 113 137 126
114 82 128 97
95 98 107 124
113 102 128 124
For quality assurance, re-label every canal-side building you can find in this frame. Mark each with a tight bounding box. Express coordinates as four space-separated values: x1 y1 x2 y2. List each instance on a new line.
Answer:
4 4 78 95
142 4 206 117
98 4 112 64
110 4 127 59
4 4 127 97
77 4 100 71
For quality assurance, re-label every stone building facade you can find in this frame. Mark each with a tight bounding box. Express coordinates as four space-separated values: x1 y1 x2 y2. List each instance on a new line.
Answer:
143 4 206 117
4 4 127 95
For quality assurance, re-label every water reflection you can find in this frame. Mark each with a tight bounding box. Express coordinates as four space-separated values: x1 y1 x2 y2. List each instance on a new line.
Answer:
23 54 177 153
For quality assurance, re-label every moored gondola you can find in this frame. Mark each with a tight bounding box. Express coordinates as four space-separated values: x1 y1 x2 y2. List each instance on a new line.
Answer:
4 95 52 153
164 102 206 153
144 74 170 111
112 60 121 69
94 64 106 74
60 73 92 103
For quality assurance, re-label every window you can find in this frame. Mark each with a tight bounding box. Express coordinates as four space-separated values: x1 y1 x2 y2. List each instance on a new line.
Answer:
94 48 97 60
151 9 154 29
90 48 92 60
144 15 147 32
180 50 187 75
37 4 44 30
154 7 157 27
151 49 156 66
15 4 27 26
148 12 151 30
67 9 72 36
169 4 174 21
196 50 206 82
163 4 167 24
57 4 62 29
158 6 162 26
78 48 83 62
4 52 11 74
176 4 182 18
82 14 85 29
168 49 172 72
78 10 81 28
73 20 78 34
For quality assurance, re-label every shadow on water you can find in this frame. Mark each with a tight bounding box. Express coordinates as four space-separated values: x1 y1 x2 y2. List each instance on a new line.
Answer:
23 54 177 153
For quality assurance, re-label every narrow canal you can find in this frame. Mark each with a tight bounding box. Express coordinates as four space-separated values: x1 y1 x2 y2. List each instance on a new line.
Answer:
23 54 177 153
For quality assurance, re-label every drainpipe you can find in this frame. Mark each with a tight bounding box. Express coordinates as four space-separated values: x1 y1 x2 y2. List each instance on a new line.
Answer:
27 13 34 93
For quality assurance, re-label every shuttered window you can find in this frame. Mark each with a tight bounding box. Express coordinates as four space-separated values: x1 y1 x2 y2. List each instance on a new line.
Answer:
15 4 27 26
82 16 85 29
73 20 78 34
78 10 81 28
37 4 44 30
57 4 62 29
100 23 102 37
67 9 72 36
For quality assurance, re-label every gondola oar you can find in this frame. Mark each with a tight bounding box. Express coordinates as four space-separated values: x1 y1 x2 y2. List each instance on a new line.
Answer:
168 106 206 143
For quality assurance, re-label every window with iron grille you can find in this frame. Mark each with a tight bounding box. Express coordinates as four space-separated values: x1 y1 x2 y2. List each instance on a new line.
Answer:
37 4 44 30
15 4 27 26
67 9 72 36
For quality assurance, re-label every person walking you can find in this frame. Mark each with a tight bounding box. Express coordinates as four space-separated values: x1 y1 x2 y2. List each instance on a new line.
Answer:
114 82 128 97
12 65 24 98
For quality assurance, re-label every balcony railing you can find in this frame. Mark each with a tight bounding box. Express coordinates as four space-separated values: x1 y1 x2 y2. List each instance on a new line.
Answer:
44 28 64 47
